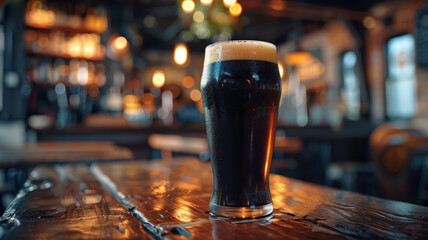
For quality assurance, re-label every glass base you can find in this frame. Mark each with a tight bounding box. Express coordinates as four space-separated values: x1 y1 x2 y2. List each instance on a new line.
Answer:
209 202 273 219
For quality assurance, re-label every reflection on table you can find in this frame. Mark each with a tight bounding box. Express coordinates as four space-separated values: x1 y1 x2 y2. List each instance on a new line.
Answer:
1 157 427 239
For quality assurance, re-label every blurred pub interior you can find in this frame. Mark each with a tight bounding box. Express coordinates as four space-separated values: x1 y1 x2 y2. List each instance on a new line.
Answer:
0 0 428 210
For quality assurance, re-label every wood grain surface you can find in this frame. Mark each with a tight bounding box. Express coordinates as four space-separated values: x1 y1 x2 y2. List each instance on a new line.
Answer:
0 165 152 239
1 157 428 239
92 158 428 240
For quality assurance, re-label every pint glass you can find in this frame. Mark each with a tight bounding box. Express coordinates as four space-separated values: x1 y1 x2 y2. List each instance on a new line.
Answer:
200 40 282 218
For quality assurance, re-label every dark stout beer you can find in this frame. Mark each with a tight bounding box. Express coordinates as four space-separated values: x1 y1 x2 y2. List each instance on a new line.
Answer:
201 41 281 218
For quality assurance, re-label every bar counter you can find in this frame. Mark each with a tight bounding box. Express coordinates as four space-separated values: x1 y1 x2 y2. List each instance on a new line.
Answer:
1 157 427 239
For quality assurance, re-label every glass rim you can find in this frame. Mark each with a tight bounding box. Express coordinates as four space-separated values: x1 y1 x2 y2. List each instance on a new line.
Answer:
204 40 278 65
205 40 276 50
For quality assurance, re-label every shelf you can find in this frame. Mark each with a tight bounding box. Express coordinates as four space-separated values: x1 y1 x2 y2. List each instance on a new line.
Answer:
27 50 105 62
26 23 105 34
30 80 102 88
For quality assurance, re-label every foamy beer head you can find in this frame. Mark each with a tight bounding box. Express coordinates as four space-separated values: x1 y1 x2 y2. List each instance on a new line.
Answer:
204 40 278 65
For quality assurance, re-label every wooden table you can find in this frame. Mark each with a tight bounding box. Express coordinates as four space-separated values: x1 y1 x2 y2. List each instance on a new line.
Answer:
1 157 427 239
0 141 135 205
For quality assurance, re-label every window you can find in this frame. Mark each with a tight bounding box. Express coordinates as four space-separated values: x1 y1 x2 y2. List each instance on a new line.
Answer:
341 51 360 120
385 34 417 119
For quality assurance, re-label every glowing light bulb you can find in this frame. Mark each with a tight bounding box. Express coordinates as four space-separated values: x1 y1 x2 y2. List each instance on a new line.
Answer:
182 0 195 14
223 0 236 7
229 3 242 17
113 36 127 50
174 44 188 65
201 0 213 6
152 70 165 88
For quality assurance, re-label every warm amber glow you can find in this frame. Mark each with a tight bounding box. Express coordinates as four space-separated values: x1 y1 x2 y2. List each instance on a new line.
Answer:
200 0 213 6
107 35 129 60
223 0 236 7
142 93 154 103
270 174 322 215
26 6 56 27
278 62 284 79
296 61 325 82
174 44 188 65
190 89 201 102
83 45 96 57
215 12 229 24
270 179 288 211
182 0 195 14
269 0 286 10
123 95 139 104
142 93 155 113
264 111 275 179
182 76 194 88
124 101 143 115
68 37 81 57
25 30 103 60
151 180 169 195
285 52 313 66
196 99 204 114
83 34 97 58
83 194 102 204
113 36 127 50
93 16 108 33
152 70 166 88
25 1 108 33
193 11 205 23
229 3 242 17
173 199 194 222
363 16 376 29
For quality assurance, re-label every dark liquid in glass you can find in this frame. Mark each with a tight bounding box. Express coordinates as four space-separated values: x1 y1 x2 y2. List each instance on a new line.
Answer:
201 59 281 207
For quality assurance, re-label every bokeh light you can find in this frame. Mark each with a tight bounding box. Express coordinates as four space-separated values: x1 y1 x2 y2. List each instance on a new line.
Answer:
363 16 376 29
182 0 195 14
174 43 188 65
229 3 242 17
113 36 127 50
190 89 201 102
152 70 166 88
182 76 195 88
223 0 236 8
200 0 213 6
193 11 205 23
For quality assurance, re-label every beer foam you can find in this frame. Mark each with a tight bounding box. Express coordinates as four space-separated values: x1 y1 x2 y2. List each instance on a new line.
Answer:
204 40 278 65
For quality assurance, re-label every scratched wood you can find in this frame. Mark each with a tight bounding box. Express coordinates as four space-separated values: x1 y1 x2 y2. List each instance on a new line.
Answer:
92 157 428 240
0 165 152 240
